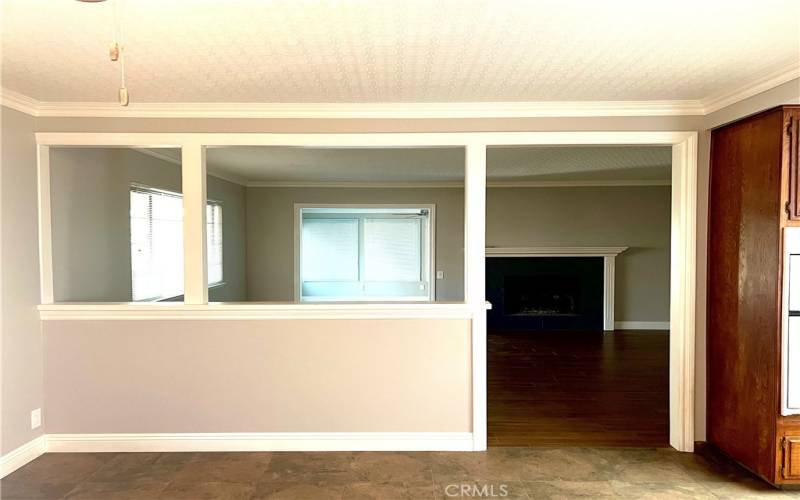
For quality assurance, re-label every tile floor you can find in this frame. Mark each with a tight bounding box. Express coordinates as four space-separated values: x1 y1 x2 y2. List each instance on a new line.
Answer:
1 446 797 499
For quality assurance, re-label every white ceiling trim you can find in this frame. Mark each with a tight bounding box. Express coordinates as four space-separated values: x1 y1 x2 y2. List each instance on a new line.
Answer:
2 63 795 119
1 90 703 118
247 180 670 189
702 63 800 114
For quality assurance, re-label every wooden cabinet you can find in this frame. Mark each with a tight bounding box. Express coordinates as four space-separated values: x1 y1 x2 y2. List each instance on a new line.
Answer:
788 113 800 220
708 105 800 487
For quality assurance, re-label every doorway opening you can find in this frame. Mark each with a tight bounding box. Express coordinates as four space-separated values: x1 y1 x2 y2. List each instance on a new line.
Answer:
485 145 672 447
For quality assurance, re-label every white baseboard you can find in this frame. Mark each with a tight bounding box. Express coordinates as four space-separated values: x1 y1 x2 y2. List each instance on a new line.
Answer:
45 432 474 453
614 321 670 330
1 435 46 478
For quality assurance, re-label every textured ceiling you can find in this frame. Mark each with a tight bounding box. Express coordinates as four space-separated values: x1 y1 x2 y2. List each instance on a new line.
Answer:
199 145 671 183
2 0 799 104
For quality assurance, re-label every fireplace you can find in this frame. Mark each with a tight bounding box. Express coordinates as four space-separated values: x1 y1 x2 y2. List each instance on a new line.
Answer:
486 256 605 331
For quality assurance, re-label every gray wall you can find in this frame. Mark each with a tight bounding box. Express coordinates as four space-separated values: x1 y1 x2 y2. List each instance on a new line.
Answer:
1 107 43 454
245 187 466 302
487 186 671 323
49 148 247 302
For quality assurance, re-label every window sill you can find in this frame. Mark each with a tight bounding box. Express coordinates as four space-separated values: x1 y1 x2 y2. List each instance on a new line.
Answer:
37 301 490 321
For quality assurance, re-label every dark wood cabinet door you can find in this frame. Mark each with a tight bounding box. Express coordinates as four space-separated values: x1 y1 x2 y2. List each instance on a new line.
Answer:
789 112 800 220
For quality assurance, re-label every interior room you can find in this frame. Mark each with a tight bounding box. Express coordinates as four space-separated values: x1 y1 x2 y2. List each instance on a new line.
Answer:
484 145 671 447
2 1 800 498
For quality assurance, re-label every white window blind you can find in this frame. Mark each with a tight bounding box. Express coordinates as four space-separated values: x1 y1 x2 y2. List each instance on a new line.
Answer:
130 187 223 302
130 187 184 301
301 218 359 282
364 218 421 282
207 202 223 285
299 208 431 301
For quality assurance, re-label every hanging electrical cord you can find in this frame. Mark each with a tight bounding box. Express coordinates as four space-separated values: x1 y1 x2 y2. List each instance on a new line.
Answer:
113 0 128 106
77 0 129 105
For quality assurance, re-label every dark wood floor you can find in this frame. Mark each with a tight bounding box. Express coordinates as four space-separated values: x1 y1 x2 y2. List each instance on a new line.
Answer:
488 329 669 447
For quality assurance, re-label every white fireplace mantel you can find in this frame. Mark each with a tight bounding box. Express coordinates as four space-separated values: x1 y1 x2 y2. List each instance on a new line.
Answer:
485 246 629 331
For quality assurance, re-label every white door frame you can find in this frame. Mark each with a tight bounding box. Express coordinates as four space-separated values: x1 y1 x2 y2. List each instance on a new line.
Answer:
36 130 697 453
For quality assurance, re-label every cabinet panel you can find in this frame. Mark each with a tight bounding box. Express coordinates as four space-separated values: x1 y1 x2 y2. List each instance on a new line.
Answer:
783 437 800 479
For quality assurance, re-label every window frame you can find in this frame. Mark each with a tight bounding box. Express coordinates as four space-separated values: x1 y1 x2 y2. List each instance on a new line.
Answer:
293 203 436 303
129 184 224 302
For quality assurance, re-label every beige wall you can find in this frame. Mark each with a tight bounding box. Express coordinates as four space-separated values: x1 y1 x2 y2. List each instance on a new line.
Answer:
487 186 671 322
49 148 247 302
1 107 43 453
43 319 472 433
245 187 466 302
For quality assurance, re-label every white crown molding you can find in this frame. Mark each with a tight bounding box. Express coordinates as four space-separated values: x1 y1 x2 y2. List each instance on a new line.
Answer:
0 435 46 478
701 63 800 115
45 432 475 452
3 62 797 119
1 89 703 118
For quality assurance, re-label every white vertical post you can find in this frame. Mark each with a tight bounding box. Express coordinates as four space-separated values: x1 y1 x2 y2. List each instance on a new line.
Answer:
669 135 697 452
603 256 615 331
182 143 208 304
37 145 54 304
465 143 487 451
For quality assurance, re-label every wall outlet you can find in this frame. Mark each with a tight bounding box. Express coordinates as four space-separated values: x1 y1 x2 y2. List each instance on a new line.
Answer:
30 408 42 430
436 271 444 279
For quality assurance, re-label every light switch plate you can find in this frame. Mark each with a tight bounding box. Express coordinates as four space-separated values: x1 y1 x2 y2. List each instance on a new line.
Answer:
31 408 42 430
436 271 444 279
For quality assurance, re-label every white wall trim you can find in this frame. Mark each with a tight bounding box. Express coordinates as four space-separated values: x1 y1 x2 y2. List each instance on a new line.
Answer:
37 303 476 320
45 432 474 452
615 321 671 330
485 246 628 257
0 436 46 478
247 180 671 189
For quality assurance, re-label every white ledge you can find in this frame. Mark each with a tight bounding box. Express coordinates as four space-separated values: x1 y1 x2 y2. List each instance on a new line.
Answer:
485 246 628 257
37 302 483 320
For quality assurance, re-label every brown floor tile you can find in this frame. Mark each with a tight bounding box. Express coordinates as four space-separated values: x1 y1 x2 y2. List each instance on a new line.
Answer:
158 481 255 500
61 478 169 500
262 452 358 483
0 478 78 500
608 479 718 499
351 452 432 482
251 481 343 500
5 454 109 484
523 479 616 499
171 453 270 484
85 453 176 483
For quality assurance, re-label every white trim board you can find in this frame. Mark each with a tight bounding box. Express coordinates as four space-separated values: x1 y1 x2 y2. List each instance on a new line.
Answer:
615 321 671 330
38 303 475 320
247 180 671 189
0 436 46 478
46 432 474 453
35 130 697 454
3 62 797 118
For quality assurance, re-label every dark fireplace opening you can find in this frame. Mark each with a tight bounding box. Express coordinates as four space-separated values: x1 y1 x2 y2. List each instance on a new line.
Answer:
486 257 604 331
504 275 580 317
